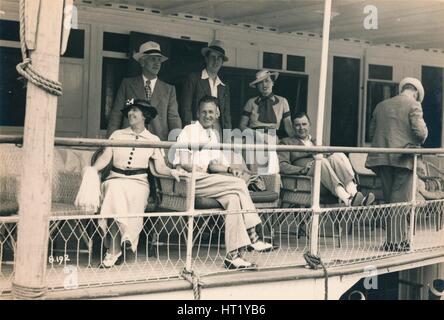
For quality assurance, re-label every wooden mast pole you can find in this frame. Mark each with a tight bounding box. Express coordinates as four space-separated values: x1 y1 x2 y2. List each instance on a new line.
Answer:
12 0 65 299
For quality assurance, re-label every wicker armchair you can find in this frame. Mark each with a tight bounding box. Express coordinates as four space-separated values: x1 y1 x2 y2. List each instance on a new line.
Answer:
149 162 280 211
0 144 94 264
279 174 343 247
348 153 384 203
280 174 338 208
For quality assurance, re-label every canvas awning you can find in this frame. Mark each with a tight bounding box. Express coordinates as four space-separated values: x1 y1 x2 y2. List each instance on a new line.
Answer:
79 0 444 50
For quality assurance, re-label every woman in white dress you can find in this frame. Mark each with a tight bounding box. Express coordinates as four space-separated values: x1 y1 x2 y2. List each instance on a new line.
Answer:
92 98 184 268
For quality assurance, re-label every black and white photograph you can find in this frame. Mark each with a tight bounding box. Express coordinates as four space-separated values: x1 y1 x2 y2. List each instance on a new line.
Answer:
0 0 443 302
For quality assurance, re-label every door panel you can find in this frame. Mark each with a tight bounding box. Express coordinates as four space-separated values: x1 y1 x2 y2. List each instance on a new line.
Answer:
422 66 443 148
330 56 360 147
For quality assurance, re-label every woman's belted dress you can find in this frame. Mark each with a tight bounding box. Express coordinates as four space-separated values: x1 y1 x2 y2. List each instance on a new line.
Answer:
98 127 164 252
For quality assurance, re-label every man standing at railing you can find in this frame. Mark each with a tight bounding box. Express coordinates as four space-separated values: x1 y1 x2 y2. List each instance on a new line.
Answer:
180 40 232 138
366 77 428 252
173 95 273 270
106 41 182 141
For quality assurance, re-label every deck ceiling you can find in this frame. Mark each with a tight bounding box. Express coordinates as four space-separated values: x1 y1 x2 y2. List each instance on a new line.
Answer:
80 0 444 50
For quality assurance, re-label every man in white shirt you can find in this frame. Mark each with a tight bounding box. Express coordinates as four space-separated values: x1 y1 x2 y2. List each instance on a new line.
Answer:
173 95 273 270
278 112 375 206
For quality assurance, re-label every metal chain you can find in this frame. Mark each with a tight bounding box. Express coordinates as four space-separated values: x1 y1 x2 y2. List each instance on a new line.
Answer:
180 268 204 300
303 251 329 300
16 0 63 96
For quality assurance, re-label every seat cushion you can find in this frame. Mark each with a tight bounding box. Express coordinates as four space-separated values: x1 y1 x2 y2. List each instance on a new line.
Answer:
0 200 18 216
0 201 94 216
195 197 222 210
250 190 279 203
194 190 280 209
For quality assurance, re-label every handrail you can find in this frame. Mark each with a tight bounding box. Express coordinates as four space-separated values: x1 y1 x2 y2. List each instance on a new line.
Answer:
1 135 444 154
2 134 443 299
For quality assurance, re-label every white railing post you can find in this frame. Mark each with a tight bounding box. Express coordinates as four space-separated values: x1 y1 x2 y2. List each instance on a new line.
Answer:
409 154 418 250
185 151 196 272
310 0 332 256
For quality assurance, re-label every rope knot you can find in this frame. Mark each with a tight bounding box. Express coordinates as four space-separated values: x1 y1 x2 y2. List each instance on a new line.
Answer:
17 0 63 97
303 251 323 269
180 268 204 300
303 251 329 300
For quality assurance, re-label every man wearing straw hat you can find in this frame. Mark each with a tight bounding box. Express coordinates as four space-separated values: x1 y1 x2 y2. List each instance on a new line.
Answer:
106 41 182 141
180 39 232 139
366 77 428 251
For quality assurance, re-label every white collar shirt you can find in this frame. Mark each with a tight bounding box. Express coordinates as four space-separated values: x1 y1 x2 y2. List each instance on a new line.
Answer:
201 69 225 98
301 135 314 147
173 121 229 172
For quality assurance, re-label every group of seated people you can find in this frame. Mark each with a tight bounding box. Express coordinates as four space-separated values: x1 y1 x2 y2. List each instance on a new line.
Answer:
76 96 375 270
75 40 376 270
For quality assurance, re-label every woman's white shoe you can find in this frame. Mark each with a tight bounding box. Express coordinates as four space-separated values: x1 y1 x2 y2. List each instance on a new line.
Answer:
224 256 257 270
101 251 122 268
248 240 273 252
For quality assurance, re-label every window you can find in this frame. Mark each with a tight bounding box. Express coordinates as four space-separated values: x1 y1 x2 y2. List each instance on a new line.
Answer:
368 64 393 81
103 32 130 53
0 20 20 41
263 52 282 70
0 24 85 128
100 57 128 130
287 55 305 72
0 47 26 126
62 29 85 59
365 81 398 142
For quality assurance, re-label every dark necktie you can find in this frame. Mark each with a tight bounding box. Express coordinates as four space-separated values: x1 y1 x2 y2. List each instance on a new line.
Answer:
257 95 277 124
145 79 152 101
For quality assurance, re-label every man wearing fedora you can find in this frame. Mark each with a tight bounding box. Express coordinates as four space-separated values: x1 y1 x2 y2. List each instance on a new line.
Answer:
106 41 182 141
180 39 231 139
366 77 428 251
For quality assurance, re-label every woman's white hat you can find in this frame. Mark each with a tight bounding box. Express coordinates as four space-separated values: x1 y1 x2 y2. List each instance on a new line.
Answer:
133 41 168 63
249 69 279 88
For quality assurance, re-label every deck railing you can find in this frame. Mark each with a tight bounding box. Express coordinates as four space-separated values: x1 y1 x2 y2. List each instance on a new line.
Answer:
1 136 444 296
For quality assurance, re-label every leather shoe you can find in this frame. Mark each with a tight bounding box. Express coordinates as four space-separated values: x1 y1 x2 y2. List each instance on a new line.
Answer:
350 192 365 206
247 240 273 252
224 256 258 270
362 192 376 206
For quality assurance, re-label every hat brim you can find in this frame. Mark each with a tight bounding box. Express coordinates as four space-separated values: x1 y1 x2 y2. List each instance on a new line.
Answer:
133 52 168 63
122 104 158 119
201 47 229 62
399 77 424 103
249 72 279 88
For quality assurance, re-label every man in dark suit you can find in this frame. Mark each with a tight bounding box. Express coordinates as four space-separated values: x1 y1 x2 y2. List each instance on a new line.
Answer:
180 40 231 140
278 112 373 206
366 77 428 251
106 41 182 141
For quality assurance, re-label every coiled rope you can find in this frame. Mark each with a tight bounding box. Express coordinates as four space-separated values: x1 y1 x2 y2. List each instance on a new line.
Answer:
303 251 328 300
16 0 63 96
12 282 48 300
180 268 204 300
